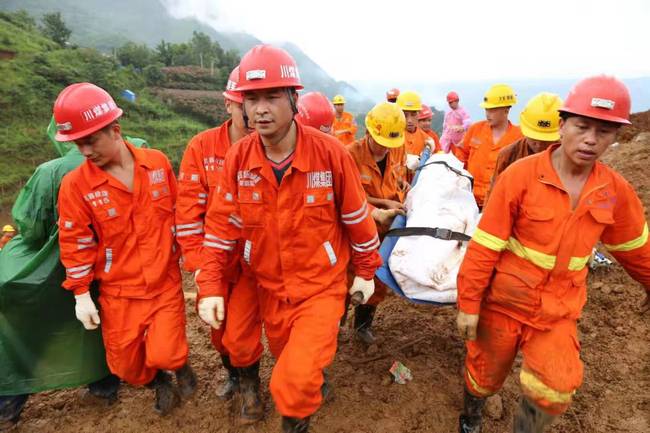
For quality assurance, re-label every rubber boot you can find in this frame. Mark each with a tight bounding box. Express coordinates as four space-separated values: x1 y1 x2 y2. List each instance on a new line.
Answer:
513 398 556 433
148 370 181 416
0 394 29 430
82 373 120 406
282 416 310 433
215 354 240 400
237 362 264 424
175 363 198 399
458 388 486 433
354 304 377 345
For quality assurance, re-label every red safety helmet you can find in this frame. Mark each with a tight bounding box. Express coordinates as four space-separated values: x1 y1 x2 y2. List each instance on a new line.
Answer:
236 44 303 92
559 75 631 125
296 92 336 133
53 83 123 142
223 66 243 103
446 91 459 103
386 88 400 101
418 104 433 120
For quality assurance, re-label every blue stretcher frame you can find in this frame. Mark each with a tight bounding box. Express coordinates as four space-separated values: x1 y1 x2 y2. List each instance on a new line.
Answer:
375 147 455 306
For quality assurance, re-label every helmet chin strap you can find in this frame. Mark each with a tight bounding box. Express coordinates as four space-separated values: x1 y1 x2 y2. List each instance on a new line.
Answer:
287 88 299 115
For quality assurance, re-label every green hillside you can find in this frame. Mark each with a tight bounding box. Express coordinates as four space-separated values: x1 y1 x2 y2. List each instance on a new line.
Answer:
0 11 214 213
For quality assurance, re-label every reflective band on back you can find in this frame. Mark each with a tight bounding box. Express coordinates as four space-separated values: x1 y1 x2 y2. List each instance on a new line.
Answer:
472 228 508 252
604 223 649 252
520 369 574 404
323 241 337 266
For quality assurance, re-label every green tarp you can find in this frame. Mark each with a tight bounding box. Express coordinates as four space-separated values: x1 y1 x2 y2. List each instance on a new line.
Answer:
0 119 148 395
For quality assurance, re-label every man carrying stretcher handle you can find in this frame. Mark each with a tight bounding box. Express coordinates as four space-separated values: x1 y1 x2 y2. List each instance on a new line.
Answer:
455 75 650 433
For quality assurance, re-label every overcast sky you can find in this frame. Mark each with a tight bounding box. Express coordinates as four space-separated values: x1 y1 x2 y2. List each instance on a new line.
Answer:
163 0 650 84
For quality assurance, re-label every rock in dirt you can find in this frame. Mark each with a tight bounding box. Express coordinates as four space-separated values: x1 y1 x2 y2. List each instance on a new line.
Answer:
591 281 604 290
485 395 504 420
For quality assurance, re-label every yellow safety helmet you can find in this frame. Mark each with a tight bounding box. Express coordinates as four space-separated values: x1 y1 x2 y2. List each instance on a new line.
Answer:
332 94 346 105
365 102 406 148
396 91 422 111
519 92 563 142
2 225 15 233
480 84 517 109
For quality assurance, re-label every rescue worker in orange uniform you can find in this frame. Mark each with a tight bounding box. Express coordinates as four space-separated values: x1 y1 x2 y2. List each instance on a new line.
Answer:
196 45 382 433
456 84 523 208
331 94 358 145
0 225 16 250
418 103 441 149
296 92 336 134
485 92 563 202
386 88 400 103
396 91 441 174
346 102 407 344
55 83 196 416
175 66 263 408
456 75 650 433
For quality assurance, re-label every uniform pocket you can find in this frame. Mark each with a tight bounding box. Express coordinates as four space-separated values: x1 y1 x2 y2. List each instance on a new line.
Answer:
303 189 335 224
518 206 555 244
489 258 544 317
238 189 264 227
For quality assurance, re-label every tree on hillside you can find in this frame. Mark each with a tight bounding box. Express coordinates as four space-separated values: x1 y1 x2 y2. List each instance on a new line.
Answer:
117 42 154 69
40 12 71 47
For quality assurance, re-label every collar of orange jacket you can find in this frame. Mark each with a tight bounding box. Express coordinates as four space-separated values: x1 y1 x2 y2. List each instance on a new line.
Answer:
537 143 609 193
246 121 311 173
86 141 152 189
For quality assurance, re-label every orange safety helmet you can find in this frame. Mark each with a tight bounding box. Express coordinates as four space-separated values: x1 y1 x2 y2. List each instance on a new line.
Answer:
418 104 433 120
223 66 243 103
559 75 631 125
446 91 459 103
53 83 123 142
236 44 303 92
296 92 336 133
386 88 400 101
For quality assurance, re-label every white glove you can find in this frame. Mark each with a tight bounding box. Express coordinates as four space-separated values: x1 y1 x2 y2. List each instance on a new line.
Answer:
425 137 436 151
406 154 420 171
349 276 375 304
74 292 101 330
198 296 225 329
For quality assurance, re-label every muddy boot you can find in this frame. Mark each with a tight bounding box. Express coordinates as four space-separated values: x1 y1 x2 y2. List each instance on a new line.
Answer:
175 363 198 399
237 362 264 424
458 388 486 433
513 398 556 433
354 304 377 345
0 394 29 430
282 416 310 433
81 374 120 406
216 354 240 400
148 371 181 416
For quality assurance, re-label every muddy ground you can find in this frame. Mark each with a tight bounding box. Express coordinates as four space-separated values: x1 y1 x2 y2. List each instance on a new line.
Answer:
9 137 650 433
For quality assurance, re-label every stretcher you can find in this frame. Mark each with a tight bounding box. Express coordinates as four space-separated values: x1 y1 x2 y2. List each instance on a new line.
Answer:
376 147 472 305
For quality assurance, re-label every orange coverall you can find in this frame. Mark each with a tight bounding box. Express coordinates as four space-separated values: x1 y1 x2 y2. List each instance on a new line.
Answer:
197 122 382 418
175 120 260 357
457 144 650 414
346 136 406 305
58 142 188 385
332 111 358 145
455 120 522 207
